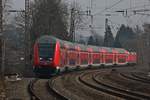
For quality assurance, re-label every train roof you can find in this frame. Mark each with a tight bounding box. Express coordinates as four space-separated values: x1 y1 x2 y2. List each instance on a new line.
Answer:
37 35 128 53
37 35 57 43
114 48 128 53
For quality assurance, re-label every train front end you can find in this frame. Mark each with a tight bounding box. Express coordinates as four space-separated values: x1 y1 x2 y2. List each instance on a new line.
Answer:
33 36 60 75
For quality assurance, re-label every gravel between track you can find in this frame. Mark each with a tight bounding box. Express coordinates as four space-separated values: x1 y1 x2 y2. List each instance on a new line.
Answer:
50 70 123 100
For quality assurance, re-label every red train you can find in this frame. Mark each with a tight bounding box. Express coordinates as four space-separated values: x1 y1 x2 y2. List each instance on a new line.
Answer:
33 35 137 75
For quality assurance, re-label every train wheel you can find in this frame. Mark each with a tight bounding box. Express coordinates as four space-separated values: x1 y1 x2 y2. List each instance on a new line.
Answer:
101 64 105 68
56 69 61 75
75 66 80 71
88 65 92 69
113 64 117 67
65 67 69 72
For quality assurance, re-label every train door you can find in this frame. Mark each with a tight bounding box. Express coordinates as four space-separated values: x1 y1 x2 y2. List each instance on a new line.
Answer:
60 47 66 67
87 48 89 65
64 45 68 66
104 52 106 65
99 49 102 64
113 49 117 65
102 49 106 65
125 51 129 64
114 53 117 65
59 44 67 67
60 48 64 67
89 52 92 65
88 48 92 65
76 46 80 66
74 49 77 66
101 51 104 64
89 50 93 65
77 51 80 65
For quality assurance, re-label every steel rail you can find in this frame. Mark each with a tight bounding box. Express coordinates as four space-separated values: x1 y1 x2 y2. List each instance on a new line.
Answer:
78 72 148 100
28 79 41 100
94 73 150 100
48 77 69 100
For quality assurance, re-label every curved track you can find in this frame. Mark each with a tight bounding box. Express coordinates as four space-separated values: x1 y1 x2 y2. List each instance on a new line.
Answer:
28 79 41 100
27 67 150 100
28 78 68 100
94 72 150 99
48 76 69 100
132 73 150 83
78 71 150 100
120 73 150 84
48 70 119 100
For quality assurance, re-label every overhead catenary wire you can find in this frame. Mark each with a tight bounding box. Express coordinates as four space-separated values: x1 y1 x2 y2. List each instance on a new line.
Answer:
71 0 150 39
114 4 150 13
134 12 150 16
93 0 124 16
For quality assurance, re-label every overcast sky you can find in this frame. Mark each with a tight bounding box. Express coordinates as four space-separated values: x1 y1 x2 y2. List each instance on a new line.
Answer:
12 0 24 10
11 0 150 37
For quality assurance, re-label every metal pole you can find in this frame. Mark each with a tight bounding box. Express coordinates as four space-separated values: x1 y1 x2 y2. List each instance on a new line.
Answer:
148 62 150 76
1 39 5 78
0 0 2 34
70 8 75 42
25 0 30 66
0 0 4 78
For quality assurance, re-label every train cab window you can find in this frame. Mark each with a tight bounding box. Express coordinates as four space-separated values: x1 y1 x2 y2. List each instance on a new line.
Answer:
38 43 55 59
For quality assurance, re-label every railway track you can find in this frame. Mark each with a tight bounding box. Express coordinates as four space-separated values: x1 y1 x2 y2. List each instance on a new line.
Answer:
28 78 68 100
48 76 69 100
120 73 150 84
27 67 149 100
28 70 101 100
132 73 150 82
28 79 41 100
94 72 150 100
47 71 99 100
78 71 150 100
50 70 119 100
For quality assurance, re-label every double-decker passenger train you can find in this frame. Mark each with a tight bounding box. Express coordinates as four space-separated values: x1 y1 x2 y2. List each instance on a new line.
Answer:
33 35 137 75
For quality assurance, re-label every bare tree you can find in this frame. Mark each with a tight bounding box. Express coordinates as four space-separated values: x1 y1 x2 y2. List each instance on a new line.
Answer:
3 0 12 26
15 12 25 30
30 0 69 42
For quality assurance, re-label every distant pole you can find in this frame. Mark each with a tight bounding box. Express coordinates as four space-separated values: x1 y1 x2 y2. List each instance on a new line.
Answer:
90 0 93 9
25 0 31 66
105 18 109 32
0 0 4 78
0 0 2 34
70 8 75 42
1 40 5 78
148 62 150 76
89 0 93 32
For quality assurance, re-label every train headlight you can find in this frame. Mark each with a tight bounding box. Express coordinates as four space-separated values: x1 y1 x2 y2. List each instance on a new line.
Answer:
40 58 42 60
56 66 60 70
49 58 52 61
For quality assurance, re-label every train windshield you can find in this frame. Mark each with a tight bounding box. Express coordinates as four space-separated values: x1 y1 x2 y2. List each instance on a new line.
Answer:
38 43 55 59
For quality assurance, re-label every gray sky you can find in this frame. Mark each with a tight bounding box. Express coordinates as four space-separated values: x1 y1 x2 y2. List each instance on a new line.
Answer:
64 0 150 37
12 0 24 10
11 0 150 37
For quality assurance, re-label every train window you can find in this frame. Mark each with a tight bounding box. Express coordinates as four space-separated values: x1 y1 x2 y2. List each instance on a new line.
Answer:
68 50 78 65
38 43 55 59
80 52 88 64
